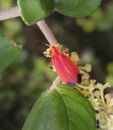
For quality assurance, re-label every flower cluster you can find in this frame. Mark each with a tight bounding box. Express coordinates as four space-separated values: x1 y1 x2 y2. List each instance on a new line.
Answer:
71 52 113 130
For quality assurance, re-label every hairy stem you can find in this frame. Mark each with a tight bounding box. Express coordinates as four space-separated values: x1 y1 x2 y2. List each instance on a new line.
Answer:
37 20 57 45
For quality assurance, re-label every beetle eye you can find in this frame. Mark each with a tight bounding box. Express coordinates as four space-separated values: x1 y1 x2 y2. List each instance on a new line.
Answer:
77 74 82 84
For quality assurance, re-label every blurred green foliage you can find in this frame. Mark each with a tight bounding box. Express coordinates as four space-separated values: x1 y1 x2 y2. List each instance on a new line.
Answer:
0 37 20 75
0 0 15 9
0 18 25 44
106 62 113 86
0 0 113 130
76 1 113 32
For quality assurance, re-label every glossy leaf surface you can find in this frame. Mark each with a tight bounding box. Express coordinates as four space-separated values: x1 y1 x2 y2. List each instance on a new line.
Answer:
22 84 96 130
55 0 101 17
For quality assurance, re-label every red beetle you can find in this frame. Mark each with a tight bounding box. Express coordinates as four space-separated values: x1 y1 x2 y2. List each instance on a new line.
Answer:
45 44 81 86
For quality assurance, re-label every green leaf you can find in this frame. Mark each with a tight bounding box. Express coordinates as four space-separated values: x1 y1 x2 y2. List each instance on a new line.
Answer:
0 37 19 75
17 0 55 25
22 84 96 130
55 0 101 17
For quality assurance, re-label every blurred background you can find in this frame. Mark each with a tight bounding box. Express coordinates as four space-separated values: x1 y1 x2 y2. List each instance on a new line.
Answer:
0 0 113 129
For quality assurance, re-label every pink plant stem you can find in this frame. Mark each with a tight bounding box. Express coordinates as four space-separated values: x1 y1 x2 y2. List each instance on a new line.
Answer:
0 7 19 21
37 20 57 45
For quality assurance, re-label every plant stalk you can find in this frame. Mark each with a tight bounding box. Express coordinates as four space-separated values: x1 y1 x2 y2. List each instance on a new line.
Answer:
37 20 57 45
0 7 19 21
